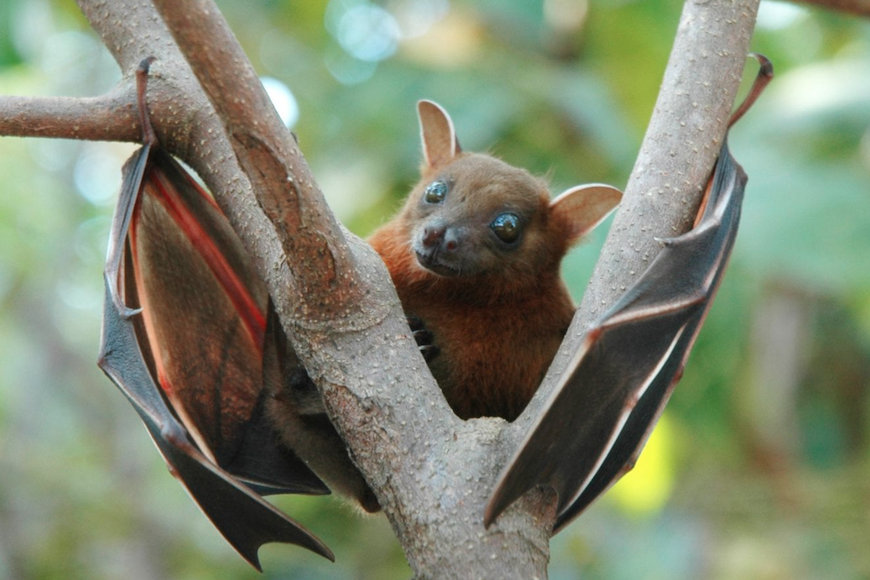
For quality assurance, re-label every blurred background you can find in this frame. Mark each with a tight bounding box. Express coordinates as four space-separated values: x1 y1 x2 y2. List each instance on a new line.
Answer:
1 0 869 578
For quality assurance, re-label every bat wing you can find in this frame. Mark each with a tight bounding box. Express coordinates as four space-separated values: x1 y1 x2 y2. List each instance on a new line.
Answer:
485 138 746 529
98 141 334 568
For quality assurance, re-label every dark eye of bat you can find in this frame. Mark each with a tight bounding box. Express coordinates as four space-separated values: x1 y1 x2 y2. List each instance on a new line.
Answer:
423 180 448 204
490 213 521 244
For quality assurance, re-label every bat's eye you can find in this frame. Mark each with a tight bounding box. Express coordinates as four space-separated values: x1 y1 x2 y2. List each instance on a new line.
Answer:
423 180 448 204
491 213 521 244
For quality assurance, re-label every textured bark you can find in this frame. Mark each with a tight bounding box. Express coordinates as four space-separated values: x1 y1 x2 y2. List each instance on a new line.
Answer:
521 0 760 431
0 89 139 141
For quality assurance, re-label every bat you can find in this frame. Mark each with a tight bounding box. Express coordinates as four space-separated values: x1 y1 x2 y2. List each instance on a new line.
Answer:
98 57 334 570
484 54 774 530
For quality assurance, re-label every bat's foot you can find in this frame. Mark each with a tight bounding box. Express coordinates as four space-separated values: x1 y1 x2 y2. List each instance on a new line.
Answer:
407 315 439 362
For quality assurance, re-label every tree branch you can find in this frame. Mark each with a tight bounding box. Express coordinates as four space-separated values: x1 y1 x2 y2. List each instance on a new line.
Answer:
71 0 283 287
0 86 138 141
520 0 761 436
581 0 761 322
149 0 360 319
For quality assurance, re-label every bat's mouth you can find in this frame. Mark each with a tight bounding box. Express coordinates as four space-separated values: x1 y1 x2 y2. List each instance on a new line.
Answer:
414 249 460 277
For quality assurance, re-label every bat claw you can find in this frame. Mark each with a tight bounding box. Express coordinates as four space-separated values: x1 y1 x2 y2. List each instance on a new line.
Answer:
418 344 440 362
407 315 440 362
120 305 143 319
653 235 679 248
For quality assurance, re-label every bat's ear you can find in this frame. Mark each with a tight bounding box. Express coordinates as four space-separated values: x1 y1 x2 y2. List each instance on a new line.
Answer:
418 99 461 169
550 183 622 245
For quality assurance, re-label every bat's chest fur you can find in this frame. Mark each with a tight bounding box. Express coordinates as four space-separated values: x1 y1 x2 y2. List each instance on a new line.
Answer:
408 292 573 421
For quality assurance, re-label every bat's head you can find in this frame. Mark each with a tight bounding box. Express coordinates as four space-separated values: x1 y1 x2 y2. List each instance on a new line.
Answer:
405 100 622 283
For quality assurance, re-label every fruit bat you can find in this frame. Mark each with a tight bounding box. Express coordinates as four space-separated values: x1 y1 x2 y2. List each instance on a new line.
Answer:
484 54 774 529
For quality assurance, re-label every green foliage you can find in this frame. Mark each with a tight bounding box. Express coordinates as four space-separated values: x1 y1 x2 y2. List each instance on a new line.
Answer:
1 0 869 578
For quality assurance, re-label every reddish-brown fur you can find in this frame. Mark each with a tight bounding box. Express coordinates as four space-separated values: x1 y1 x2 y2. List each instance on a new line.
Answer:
369 161 576 419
